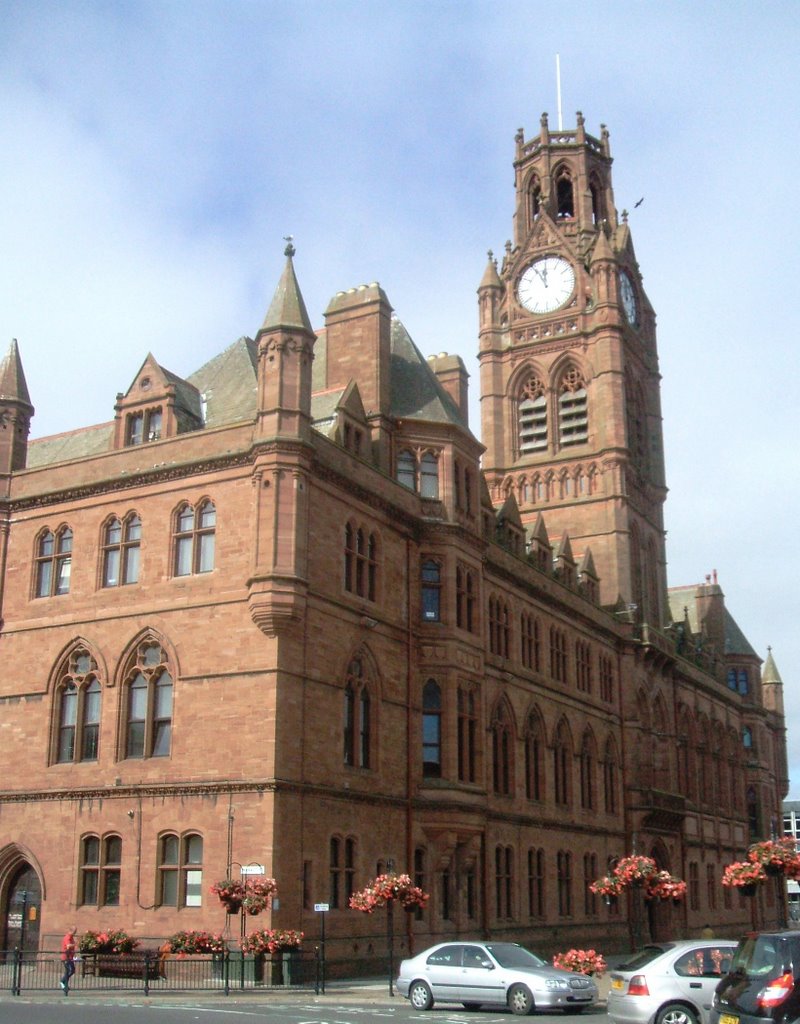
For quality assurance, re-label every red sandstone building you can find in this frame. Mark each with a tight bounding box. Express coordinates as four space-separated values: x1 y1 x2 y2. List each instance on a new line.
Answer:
0 113 787 956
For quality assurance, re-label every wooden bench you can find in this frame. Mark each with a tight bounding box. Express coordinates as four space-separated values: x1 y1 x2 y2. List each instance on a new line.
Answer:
81 951 165 981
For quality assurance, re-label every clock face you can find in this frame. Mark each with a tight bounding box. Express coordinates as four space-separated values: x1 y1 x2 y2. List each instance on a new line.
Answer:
619 270 638 325
517 257 575 314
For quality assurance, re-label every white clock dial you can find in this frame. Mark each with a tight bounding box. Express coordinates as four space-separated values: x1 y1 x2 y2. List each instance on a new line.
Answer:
619 270 638 325
517 257 575 314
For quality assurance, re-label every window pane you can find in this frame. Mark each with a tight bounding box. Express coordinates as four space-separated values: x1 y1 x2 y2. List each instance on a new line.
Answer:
161 869 178 906
55 557 71 595
58 725 76 763
155 673 173 717
152 721 171 757
161 835 179 864
198 502 216 528
106 520 122 545
126 516 142 541
420 454 439 498
175 536 192 576
178 507 194 532
123 545 140 584
127 721 145 758
104 870 120 906
81 723 99 761
103 548 120 587
83 836 100 865
36 561 52 598
185 869 202 907
105 836 122 863
82 871 98 905
129 676 148 719
197 532 215 573
185 835 203 864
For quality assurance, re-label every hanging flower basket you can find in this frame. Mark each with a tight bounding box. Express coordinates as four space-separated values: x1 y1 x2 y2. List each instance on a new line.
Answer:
210 877 278 916
591 855 687 904
721 860 767 889
349 873 429 913
747 839 799 877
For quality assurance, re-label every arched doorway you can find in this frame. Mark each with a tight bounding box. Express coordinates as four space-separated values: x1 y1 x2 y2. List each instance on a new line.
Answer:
647 843 677 942
3 864 42 953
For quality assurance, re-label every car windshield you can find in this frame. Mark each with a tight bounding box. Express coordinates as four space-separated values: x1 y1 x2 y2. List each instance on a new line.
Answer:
485 943 545 969
731 936 788 980
617 945 673 971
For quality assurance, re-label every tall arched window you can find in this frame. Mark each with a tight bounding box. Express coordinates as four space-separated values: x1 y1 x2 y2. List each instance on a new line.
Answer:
458 684 477 783
344 522 378 601
80 833 121 906
158 833 203 907
174 501 215 576
603 736 619 814
528 175 541 220
558 366 588 447
54 647 102 764
519 376 548 454
579 730 596 810
421 560 442 622
34 526 72 597
492 701 514 796
422 679 442 778
123 639 173 759
554 720 572 806
397 449 416 490
420 452 439 498
525 712 544 801
343 657 371 769
102 514 141 586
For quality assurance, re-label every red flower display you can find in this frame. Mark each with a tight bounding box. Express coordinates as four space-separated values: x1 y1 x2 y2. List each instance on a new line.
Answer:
553 948 607 977
721 860 767 888
241 928 303 955
591 855 687 902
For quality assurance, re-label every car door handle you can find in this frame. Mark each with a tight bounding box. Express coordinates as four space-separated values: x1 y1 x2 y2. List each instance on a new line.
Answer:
690 982 702 989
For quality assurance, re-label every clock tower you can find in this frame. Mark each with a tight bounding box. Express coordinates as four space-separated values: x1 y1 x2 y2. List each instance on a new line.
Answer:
479 112 667 624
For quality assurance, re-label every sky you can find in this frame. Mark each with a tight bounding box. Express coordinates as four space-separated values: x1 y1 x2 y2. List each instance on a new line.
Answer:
1 0 798 794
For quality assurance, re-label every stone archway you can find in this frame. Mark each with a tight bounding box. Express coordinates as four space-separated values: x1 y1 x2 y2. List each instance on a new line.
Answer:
3 863 42 953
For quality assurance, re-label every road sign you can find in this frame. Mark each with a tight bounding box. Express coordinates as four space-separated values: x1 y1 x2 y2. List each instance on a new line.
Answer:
314 903 330 912
240 864 265 875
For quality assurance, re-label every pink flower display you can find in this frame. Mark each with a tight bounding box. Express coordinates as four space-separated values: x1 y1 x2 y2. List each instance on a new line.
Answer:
591 854 687 902
349 873 429 913
241 928 303 955
721 860 767 888
553 948 607 976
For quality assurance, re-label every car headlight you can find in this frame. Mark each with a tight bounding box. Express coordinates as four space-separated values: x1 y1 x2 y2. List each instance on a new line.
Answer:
546 978 570 990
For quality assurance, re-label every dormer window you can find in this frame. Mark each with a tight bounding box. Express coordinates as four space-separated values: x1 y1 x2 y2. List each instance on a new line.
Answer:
396 449 440 499
126 407 163 446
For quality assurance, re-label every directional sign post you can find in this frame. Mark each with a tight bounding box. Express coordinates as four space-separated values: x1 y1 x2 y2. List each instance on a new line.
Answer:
314 903 329 993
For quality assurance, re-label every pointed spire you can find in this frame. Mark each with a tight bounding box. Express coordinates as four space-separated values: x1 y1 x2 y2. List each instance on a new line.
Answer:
762 646 783 686
259 239 314 336
0 339 33 408
479 250 503 291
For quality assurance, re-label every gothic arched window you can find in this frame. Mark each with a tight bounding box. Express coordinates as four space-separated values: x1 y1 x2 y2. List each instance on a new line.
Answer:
123 639 173 759
525 712 544 801
102 513 141 587
54 647 102 764
343 656 371 769
492 701 514 796
554 720 572 806
556 168 574 219
34 526 72 597
173 500 215 576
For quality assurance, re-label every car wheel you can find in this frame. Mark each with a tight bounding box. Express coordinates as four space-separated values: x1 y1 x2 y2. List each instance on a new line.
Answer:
462 1003 482 1010
409 980 434 1010
656 1004 699 1024
508 983 535 1015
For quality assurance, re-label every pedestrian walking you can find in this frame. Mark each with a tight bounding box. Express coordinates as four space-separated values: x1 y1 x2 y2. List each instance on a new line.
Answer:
60 925 77 995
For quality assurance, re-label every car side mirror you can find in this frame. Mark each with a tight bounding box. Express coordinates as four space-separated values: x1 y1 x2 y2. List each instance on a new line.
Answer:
482 960 494 970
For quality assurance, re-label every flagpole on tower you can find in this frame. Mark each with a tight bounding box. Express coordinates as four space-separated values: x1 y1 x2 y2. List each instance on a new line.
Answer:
556 53 563 131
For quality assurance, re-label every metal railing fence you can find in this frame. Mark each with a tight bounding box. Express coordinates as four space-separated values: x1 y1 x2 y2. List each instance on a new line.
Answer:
0 947 321 996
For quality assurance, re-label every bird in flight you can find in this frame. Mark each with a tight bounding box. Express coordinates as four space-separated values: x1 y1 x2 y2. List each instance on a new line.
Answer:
634 197 644 208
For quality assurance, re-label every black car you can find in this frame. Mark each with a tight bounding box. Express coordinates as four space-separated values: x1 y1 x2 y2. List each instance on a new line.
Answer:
712 932 800 1024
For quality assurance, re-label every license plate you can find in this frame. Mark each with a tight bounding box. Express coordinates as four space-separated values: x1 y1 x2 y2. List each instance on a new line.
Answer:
611 979 624 990
719 1014 738 1024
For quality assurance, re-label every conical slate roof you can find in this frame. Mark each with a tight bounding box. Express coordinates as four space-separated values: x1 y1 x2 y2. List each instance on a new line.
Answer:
260 243 314 335
0 339 32 408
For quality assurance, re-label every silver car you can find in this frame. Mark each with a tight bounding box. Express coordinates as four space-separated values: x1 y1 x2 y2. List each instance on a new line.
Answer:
607 940 737 1024
396 940 599 1014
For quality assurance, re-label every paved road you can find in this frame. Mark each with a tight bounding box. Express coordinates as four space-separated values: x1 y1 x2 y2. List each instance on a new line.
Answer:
0 990 610 1024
